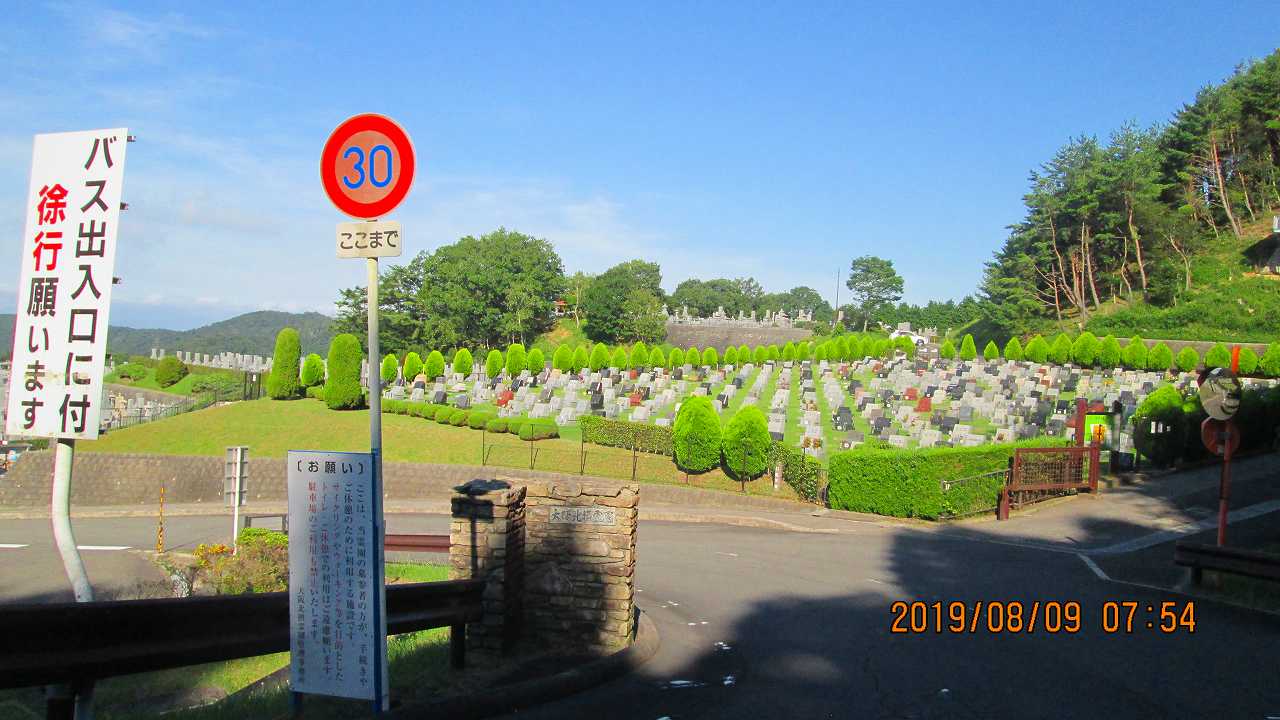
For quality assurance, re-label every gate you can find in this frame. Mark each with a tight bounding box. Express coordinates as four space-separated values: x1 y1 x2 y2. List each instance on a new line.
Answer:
998 445 1100 520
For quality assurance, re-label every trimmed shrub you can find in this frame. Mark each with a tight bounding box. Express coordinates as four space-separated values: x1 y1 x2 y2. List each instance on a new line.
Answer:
505 344 527 376
782 342 797 361
116 362 148 380
434 406 453 423
827 440 1063 519
589 343 610 371
720 406 770 481
485 349 504 378
895 335 916 358
1098 335 1122 368
609 346 628 370
515 419 560 441
448 409 469 427
1003 336 1024 361
526 347 545 375
939 339 956 360
959 334 977 361
1122 336 1148 370
673 396 721 473
402 351 423 382
1132 385 1187 468
668 347 685 369
579 415 674 455
323 334 365 410
686 346 700 366
814 344 828 362
1176 346 1200 373
1048 334 1072 364
452 348 473 377
1147 342 1173 372
983 340 999 361
738 345 750 364
767 345 780 361
648 346 665 368
724 346 738 366
1023 335 1048 363
1204 343 1231 369
382 399 407 415
768 442 822 502
155 356 189 389
425 350 446 379
752 346 767 364
1238 347 1260 375
552 344 573 372
702 347 719 367
1261 342 1280 378
571 345 589 373
485 418 509 433
1070 332 1099 366
380 353 398 384
468 412 495 430
629 342 649 370
305 384 324 400
265 328 301 398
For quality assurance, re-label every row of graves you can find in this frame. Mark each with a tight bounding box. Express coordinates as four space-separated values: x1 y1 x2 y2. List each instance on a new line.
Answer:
147 348 272 374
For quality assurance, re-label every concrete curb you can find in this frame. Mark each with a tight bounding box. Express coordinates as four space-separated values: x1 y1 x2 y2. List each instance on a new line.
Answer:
390 609 660 719
639 509 841 534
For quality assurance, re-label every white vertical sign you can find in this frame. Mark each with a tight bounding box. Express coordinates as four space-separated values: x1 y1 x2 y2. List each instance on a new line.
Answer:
6 129 128 439
287 450 387 705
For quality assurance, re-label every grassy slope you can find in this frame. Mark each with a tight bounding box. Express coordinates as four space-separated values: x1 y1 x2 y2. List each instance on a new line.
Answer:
105 365 242 396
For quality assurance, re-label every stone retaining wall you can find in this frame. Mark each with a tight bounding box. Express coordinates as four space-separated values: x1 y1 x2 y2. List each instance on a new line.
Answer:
664 325 812 352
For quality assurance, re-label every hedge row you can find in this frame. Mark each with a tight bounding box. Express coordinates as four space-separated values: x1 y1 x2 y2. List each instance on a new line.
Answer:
768 441 823 502
1133 383 1280 468
827 439 1068 520
579 415 675 455
376 398 559 440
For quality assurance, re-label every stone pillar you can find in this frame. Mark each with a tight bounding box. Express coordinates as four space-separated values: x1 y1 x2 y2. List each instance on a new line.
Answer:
450 479 526 659
523 480 638 654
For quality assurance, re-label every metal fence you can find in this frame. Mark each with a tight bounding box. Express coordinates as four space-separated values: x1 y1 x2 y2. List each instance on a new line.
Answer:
101 387 239 432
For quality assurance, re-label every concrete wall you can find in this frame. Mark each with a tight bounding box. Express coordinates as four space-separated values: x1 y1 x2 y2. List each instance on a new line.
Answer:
664 325 812 352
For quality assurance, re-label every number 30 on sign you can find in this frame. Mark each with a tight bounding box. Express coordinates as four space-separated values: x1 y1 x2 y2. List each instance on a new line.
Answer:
320 114 416 220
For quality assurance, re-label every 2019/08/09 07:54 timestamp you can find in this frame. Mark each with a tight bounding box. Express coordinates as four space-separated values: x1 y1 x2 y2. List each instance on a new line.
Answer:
889 600 1197 635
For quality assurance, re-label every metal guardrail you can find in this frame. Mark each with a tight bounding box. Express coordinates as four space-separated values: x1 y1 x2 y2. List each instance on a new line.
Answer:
1174 541 1280 585
0 579 485 691
385 533 450 553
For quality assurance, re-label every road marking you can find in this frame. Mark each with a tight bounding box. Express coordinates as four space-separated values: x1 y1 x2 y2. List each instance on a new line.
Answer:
715 551 739 557
866 578 884 584
0 544 29 549
1077 553 1109 581
76 545 131 551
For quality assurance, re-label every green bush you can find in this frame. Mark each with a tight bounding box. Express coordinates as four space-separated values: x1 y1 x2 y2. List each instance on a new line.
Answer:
702 347 719 367
116 362 148 381
425 350 446 379
1204 343 1231 369
382 398 406 415
552 344 573 372
1261 342 1280 377
1098 335 1122 368
767 345 780 361
190 373 240 398
668 347 685 369
300 353 325 387
814 344 828 362
782 342 797 361
1070 332 1099 366
380 353 399 384
1025 335 1049 363
468 412 495 430
1238 347 1260 375
648 346 665 369
1176 346 1200 372
738 344 751 364
827 440 1061 519
768 442 822 502
579 415 674 454
485 418 509 433
1048 334 1072 364
895 336 916 358
485 349 504 378
448 409 469 427
589 343 610 371
958 334 977 361
629 342 649 370
305 384 324 400
572 345 589 373
265 328 301 399
323 334 364 410
198 528 289 595
527 347 546 375
609 346 628 370
721 406 770 481
515 419 560 441
402 351 423 382
752 346 767 364
155 356 190 388
685 346 700 366
724 346 739 366
434 406 453 424
1147 342 1173 372
452 348 473 377
983 340 999 361
505 344 527 376
939 339 956 360
1003 337 1023 361
673 396 721 473
1132 385 1187 468
1122 336 1148 370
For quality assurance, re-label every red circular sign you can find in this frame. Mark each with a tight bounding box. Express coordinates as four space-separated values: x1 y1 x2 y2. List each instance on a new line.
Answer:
320 114 416 219
1201 418 1241 457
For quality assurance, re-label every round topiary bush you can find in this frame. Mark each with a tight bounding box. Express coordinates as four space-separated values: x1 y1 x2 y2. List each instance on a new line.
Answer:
1003 336 1024 361
609 346 628 370
724 346 739 366
468 412 495 430
939 339 956 360
1147 342 1173 372
1122 336 1148 370
527 347 545 375
300 353 325 388
1204 343 1231 369
434 406 453 423
116 362 148 381
983 340 999 361
553 344 573 372
667 347 685 369
1098 335 1122 368
265 328 301 399
448 409 469 427
738 345 750 364
516 419 560 441
485 418 509 433
782 342 797 361
702 347 719 367
425 350 445 379
648 346 665 369
959 334 978 361
1238 347 1259 375
814 344 828 362
403 351 423 381
380 353 399 384
673 396 721 473
155 356 190 388
572 345 589 373
1176 346 1200 373
752 346 767 364
452 348 474 377
767 345 780 361
505 344 527 376
589 343 610 372
1048 334 1071 364
1071 332 1099 366
485 349 504 378
1133 385 1187 468
1261 342 1280 378
895 336 916 358
720 405 770 482
685 346 700 366
629 342 649 370
324 334 365 410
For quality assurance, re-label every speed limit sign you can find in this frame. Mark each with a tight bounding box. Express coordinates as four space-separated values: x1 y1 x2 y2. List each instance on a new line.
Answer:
320 114 416 220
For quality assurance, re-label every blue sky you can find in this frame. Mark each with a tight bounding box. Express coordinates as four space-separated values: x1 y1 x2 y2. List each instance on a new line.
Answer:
1 2 1276 330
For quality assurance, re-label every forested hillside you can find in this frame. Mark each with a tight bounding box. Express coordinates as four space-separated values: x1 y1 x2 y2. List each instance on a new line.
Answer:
978 50 1280 343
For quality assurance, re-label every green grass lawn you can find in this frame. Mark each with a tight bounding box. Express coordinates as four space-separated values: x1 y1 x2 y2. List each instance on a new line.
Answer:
82 397 800 501
106 365 242 396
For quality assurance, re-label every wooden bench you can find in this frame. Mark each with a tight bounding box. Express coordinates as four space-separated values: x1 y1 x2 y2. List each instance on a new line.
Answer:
1174 541 1280 586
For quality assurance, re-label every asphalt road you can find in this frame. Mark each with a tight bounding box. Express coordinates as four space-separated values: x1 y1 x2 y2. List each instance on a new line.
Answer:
4 515 1279 718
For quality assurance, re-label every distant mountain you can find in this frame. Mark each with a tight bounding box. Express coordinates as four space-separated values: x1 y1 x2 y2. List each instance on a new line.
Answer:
0 310 335 360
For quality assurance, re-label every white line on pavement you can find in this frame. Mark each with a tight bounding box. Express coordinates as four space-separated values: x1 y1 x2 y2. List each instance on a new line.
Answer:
76 545 131 551
0 544 29 549
1077 553 1109 581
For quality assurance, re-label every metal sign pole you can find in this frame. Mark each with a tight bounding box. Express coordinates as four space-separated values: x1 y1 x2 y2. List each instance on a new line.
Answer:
51 437 96 718
367 256 389 714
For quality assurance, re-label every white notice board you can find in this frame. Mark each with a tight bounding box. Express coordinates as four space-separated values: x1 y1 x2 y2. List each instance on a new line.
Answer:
287 450 387 705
